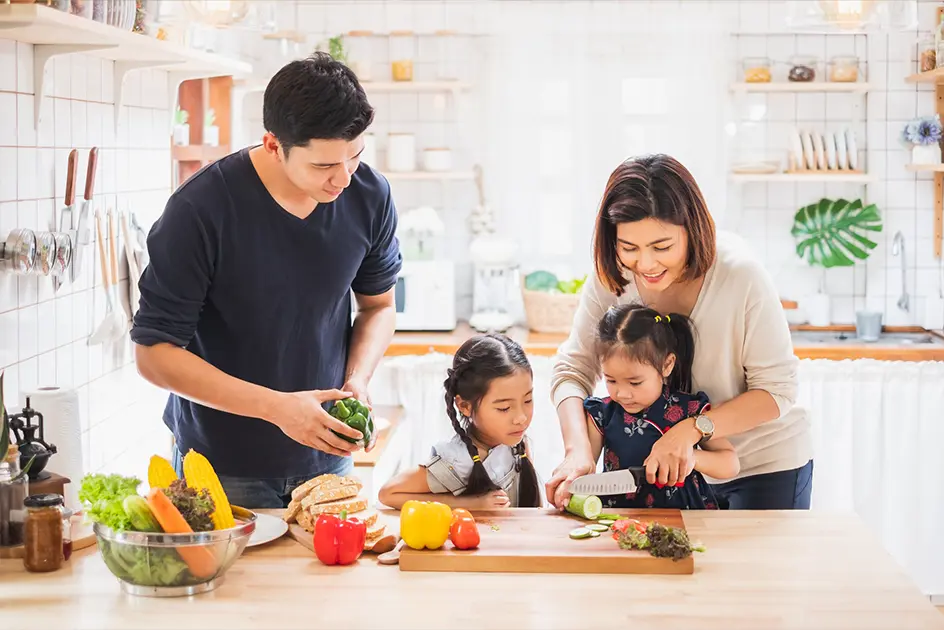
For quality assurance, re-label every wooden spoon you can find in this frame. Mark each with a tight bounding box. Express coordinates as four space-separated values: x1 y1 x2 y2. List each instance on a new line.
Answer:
377 539 406 565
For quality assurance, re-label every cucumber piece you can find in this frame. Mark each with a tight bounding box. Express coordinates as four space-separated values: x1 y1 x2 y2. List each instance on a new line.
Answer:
568 527 592 540
597 513 621 520
565 494 603 520
590 530 601 538
597 519 615 527
586 524 609 532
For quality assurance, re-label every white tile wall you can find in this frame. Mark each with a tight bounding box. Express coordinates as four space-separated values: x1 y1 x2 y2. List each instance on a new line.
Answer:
0 41 173 485
233 0 944 327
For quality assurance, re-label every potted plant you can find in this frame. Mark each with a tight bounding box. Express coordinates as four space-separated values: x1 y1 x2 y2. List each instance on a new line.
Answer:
204 109 219 147
900 114 942 165
172 107 190 147
791 197 883 327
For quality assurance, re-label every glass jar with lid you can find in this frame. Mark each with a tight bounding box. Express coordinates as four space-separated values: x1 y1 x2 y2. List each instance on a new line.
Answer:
435 30 459 81
788 55 818 82
920 34 936 73
390 30 415 82
0 444 28 549
346 31 374 82
828 55 860 82
741 57 772 83
23 493 64 573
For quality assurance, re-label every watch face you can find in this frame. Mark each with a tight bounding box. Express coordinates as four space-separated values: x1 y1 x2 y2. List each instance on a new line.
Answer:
696 415 714 434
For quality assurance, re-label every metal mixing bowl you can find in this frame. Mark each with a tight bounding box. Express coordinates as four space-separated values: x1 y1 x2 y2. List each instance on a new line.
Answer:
92 506 257 597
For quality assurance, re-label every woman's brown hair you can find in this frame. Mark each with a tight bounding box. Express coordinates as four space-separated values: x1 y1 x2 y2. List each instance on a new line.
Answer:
592 154 717 296
442 334 542 508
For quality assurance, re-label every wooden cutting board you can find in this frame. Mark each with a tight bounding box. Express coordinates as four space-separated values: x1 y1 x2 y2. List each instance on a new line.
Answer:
285 513 400 556
398 508 695 575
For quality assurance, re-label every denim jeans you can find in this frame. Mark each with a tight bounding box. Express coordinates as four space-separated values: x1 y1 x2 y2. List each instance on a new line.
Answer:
171 447 354 509
710 459 814 510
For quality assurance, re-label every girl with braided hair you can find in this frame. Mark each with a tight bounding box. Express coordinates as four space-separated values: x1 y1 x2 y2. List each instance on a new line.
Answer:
582 303 739 510
378 333 543 509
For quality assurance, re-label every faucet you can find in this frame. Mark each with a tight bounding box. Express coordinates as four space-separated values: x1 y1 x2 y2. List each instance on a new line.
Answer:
892 231 909 312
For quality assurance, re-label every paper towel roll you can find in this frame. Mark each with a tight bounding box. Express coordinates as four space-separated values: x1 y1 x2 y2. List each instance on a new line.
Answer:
20 386 84 512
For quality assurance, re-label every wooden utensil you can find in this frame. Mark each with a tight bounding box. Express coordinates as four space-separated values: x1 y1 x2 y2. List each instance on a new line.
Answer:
398 508 695 575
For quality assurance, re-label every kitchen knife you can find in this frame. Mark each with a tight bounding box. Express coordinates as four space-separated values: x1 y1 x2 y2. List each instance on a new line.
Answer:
569 468 645 496
53 149 79 293
71 147 98 284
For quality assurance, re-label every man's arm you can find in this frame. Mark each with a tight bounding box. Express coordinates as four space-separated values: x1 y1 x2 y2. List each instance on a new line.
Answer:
344 288 396 401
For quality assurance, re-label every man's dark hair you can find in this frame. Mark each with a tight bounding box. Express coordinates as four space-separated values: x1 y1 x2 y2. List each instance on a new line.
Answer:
263 52 375 154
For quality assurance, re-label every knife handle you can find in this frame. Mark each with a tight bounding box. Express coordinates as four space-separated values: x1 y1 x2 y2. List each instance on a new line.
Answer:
84 147 98 201
65 148 78 207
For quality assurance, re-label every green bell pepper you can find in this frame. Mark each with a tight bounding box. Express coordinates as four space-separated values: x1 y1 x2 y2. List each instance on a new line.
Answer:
329 398 374 447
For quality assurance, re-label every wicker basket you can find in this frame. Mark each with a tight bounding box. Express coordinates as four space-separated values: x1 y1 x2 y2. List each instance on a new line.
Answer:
520 279 581 334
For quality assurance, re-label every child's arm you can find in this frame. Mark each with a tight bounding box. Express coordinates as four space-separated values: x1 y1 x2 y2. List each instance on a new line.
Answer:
586 413 604 465
377 467 509 510
693 437 740 480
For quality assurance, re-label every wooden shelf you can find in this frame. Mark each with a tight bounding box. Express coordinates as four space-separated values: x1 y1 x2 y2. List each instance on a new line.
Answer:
172 145 231 163
906 164 944 172
905 68 944 84
382 171 475 181
730 171 872 183
0 3 251 131
731 82 871 93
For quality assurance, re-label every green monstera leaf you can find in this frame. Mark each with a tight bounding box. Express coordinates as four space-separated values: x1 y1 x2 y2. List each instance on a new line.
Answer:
791 197 883 268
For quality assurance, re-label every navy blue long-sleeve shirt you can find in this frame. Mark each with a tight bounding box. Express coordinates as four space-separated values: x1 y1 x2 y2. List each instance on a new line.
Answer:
130 148 402 478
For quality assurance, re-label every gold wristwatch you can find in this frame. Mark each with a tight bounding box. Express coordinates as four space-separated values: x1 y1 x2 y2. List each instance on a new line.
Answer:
694 414 714 446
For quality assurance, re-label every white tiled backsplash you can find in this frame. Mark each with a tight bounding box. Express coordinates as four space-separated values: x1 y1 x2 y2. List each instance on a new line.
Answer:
0 40 173 483
4 0 944 480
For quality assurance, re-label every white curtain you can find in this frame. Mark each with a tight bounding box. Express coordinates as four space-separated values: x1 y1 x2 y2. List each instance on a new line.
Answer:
385 354 944 596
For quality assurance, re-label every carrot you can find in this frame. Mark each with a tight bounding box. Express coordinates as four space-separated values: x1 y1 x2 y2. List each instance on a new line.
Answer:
146 488 218 579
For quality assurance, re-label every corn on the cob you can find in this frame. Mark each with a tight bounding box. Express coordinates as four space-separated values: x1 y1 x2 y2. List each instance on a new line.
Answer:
182 449 235 530
148 454 178 489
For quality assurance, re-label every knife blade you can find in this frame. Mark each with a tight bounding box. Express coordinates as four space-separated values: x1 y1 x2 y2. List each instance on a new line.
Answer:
53 148 79 293
71 147 98 284
569 468 645 496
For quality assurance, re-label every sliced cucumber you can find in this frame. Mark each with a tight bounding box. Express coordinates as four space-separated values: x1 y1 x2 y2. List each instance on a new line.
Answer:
586 523 609 532
565 494 603 520
569 527 593 540
597 513 621 520
590 530 601 538
597 519 615 527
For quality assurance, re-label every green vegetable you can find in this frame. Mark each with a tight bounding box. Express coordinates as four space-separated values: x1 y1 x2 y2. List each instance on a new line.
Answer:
565 494 602 520
329 398 374 447
122 495 162 532
556 276 587 294
590 530 601 538
597 513 620 521
162 479 215 533
586 523 609 532
78 473 143 532
597 519 615 527
524 270 559 292
99 540 195 587
568 527 592 540
616 522 706 561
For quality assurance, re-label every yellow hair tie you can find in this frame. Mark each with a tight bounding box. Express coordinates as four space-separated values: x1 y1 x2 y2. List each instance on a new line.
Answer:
472 455 481 462
654 315 662 323
520 453 528 460
654 314 671 324
665 314 671 323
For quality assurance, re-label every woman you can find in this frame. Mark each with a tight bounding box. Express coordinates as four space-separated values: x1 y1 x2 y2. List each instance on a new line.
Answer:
546 154 813 510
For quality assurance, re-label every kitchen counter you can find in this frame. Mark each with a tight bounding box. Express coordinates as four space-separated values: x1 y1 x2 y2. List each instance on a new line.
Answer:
3 510 942 630
388 323 944 361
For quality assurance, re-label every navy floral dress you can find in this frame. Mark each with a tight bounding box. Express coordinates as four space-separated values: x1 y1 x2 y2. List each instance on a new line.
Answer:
584 386 720 510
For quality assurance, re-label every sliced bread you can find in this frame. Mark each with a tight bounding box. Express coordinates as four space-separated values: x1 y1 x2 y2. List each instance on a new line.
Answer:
307 496 368 516
301 481 361 510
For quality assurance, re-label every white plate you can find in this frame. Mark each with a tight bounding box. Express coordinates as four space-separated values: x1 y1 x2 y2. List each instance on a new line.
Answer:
247 512 288 547
825 133 837 169
845 129 858 170
835 131 848 170
801 131 816 170
790 129 805 169
812 133 826 170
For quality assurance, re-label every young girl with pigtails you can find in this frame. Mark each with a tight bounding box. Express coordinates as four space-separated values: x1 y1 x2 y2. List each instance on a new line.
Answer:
378 334 543 509
582 303 740 510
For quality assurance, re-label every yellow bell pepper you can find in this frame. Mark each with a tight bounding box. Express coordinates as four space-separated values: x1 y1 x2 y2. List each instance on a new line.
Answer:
399 500 453 550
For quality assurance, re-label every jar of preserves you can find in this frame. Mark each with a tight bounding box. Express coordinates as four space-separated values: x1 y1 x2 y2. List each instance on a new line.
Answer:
390 31 415 82
742 57 772 83
828 55 859 82
23 493 64 573
788 55 817 82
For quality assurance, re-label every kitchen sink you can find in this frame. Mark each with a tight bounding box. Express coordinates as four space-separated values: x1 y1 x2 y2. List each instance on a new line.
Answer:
790 330 944 346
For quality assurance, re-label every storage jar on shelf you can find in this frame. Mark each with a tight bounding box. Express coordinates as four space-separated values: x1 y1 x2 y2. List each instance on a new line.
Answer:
386 133 416 172
788 55 818 82
920 35 937 73
346 31 374 82
828 56 859 83
435 30 459 81
741 57 772 83
390 31 415 82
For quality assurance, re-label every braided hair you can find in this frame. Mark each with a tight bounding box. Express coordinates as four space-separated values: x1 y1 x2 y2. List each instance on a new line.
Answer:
596 303 696 393
442 334 542 508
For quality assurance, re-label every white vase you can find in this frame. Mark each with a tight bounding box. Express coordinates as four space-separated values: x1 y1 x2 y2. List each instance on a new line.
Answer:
173 123 190 146
805 293 831 327
911 143 941 165
204 125 219 147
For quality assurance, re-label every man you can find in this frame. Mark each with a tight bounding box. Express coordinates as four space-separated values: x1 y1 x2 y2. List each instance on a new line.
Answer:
130 53 402 509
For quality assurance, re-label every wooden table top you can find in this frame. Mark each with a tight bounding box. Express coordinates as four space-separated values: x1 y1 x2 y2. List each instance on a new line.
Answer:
3 509 942 629
386 323 944 361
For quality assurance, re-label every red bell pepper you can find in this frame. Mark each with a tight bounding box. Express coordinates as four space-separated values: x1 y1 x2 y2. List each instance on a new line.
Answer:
313 510 366 566
449 508 480 550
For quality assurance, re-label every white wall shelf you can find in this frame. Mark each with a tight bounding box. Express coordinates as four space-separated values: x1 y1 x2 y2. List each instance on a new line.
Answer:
361 81 472 94
729 172 872 183
730 82 872 93
382 171 475 181
0 3 252 131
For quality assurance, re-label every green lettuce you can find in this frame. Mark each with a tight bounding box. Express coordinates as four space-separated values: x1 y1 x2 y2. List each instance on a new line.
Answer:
78 473 142 532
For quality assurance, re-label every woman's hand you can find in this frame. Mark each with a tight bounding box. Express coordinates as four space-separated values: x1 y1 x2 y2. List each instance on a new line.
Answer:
643 419 700 487
545 450 596 510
